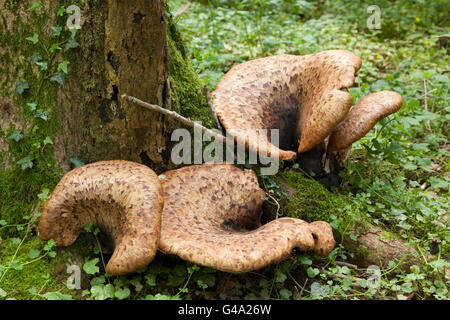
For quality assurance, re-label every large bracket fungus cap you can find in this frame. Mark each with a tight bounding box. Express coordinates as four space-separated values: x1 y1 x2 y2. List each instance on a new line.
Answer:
159 163 335 273
327 91 404 152
212 50 362 160
38 160 164 275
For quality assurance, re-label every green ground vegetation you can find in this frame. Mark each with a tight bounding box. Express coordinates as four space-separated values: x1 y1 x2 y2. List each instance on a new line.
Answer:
0 0 448 300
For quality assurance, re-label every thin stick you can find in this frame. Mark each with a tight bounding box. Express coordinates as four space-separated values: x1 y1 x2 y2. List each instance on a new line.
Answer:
335 261 358 270
122 94 227 144
266 192 280 219
203 85 223 131
299 279 308 298
173 2 192 19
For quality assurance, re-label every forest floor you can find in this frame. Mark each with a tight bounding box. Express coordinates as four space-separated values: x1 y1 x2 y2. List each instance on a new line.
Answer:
0 0 448 300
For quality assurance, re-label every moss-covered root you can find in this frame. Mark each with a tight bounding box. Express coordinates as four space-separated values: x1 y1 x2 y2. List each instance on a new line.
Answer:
272 170 350 222
270 170 445 273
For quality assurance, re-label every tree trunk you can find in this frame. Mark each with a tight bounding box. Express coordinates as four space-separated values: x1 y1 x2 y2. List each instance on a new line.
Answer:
0 0 211 229
57 0 171 172
0 0 193 174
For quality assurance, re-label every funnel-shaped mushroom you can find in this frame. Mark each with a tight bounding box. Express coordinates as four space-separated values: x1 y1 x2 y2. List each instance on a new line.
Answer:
212 50 362 160
327 91 403 152
159 163 335 273
38 160 164 275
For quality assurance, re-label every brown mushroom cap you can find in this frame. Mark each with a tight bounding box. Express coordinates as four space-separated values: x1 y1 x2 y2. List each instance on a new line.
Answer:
38 160 164 275
212 50 362 160
159 163 335 273
327 91 403 152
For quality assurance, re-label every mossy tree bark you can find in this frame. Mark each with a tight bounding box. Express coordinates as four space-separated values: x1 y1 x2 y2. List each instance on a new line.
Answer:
0 0 205 174
0 0 212 229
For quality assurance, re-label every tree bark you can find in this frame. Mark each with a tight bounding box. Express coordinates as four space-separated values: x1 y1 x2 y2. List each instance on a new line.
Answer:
1 0 177 173
57 0 172 172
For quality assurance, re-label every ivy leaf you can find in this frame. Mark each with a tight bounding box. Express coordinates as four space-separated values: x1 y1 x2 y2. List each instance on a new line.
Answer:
27 102 37 111
43 136 53 145
70 156 85 168
43 239 55 251
145 274 156 286
274 270 287 283
31 54 43 63
306 267 320 278
50 26 62 36
38 188 50 202
8 130 24 142
299 256 313 266
279 288 292 299
114 288 131 300
428 176 448 190
35 110 49 121
11 238 21 245
29 249 40 259
17 156 34 170
35 61 48 70
16 81 29 94
26 33 39 44
58 60 69 74
57 6 66 16
10 260 23 271
42 292 72 300
90 276 106 286
50 72 65 86
65 38 79 50
27 1 43 11
49 43 61 53
83 258 99 275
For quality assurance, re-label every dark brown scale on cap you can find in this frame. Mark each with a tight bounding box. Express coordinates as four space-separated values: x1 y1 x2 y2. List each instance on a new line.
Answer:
38 160 164 276
212 50 363 160
158 163 335 273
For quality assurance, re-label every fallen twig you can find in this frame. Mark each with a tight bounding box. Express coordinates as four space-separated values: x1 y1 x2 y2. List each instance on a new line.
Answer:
122 93 227 144
173 2 192 19
335 261 358 270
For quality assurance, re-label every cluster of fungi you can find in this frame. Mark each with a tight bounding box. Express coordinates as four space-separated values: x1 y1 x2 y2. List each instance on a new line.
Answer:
38 50 402 275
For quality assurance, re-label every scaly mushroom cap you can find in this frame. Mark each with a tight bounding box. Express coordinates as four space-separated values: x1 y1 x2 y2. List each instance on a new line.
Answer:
327 91 403 152
38 160 164 275
212 50 362 160
159 163 335 273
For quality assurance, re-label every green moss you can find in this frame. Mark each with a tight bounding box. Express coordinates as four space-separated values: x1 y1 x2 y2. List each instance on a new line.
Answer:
0 2 67 237
166 16 215 128
275 170 350 222
0 234 93 300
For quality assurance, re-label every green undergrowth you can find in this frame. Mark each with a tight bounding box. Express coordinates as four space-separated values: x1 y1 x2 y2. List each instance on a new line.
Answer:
0 234 93 300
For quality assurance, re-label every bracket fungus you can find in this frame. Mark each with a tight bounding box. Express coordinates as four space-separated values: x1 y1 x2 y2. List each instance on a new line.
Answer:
158 163 335 273
38 160 164 275
212 50 403 163
327 91 403 152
